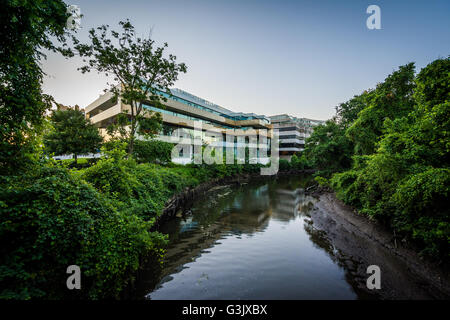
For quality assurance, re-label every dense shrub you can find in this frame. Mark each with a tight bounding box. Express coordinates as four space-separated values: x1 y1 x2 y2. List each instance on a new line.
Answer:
277 154 311 172
307 58 450 261
279 159 291 171
133 140 174 164
290 154 310 170
0 167 165 299
391 168 449 258
0 138 280 299
304 120 353 177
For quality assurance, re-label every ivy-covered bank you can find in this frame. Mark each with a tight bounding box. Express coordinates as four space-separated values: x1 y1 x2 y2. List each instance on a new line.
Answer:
304 58 450 263
0 142 281 300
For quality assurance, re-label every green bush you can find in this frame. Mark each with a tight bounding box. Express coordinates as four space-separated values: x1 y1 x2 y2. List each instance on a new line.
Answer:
279 159 291 171
391 168 450 258
331 169 363 208
133 140 174 164
291 153 310 170
0 167 165 299
325 58 450 260
1 138 272 300
314 176 329 187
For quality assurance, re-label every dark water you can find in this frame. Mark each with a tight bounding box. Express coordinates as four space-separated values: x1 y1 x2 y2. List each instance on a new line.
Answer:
135 175 379 300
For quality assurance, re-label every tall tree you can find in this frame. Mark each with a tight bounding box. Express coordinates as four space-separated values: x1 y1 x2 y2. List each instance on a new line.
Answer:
0 0 71 174
304 119 354 177
335 90 372 128
73 20 187 155
44 108 103 164
329 58 450 260
346 63 417 155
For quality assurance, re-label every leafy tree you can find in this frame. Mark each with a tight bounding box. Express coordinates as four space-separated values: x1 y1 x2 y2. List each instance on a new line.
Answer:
330 57 450 260
304 120 353 177
346 63 416 155
0 0 71 174
73 20 187 155
44 108 103 164
290 153 310 170
335 90 372 127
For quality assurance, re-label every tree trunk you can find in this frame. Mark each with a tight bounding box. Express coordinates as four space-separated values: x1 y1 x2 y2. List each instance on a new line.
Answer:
128 120 136 156
128 136 134 156
128 102 136 156
74 154 78 165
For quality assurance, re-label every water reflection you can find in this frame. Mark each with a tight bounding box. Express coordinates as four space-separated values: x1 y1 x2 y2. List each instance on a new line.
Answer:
135 175 360 300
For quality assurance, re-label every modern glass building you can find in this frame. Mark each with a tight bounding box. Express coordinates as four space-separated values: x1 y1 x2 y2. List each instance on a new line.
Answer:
269 114 324 159
85 87 273 164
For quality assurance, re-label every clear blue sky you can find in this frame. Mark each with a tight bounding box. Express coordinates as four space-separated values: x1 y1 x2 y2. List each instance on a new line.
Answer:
42 0 450 120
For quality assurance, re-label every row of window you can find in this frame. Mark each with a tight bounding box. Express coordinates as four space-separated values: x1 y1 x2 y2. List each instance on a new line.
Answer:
154 88 268 123
160 123 271 147
276 127 307 133
279 143 305 148
145 104 261 132
278 135 306 139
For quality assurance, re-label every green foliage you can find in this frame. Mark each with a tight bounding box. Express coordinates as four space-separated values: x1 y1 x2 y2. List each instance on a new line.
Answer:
304 120 353 177
277 154 311 172
323 58 450 260
279 159 291 171
414 58 450 108
346 63 416 155
330 170 363 208
290 153 311 170
314 176 329 187
335 91 373 127
73 19 186 154
133 140 174 164
0 0 70 174
81 142 268 222
0 167 165 299
391 168 449 258
101 140 129 161
44 109 103 163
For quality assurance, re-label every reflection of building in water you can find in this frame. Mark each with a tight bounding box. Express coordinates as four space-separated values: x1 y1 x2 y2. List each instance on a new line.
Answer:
178 216 198 233
271 187 316 221
157 184 272 282
208 184 271 234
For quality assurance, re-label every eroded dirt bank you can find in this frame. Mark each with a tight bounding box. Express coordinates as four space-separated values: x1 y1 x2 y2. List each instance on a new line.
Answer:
308 191 450 299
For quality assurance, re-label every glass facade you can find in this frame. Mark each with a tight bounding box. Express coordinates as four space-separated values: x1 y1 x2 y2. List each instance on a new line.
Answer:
144 104 259 132
277 127 297 132
280 143 305 148
153 88 269 123
143 104 232 128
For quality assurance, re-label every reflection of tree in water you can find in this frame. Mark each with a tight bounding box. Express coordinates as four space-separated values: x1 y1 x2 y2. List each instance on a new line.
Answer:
267 175 317 222
190 181 272 233
134 181 274 297
134 174 321 299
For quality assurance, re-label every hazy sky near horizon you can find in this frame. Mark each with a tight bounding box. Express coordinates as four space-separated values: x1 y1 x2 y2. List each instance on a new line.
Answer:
42 0 450 120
